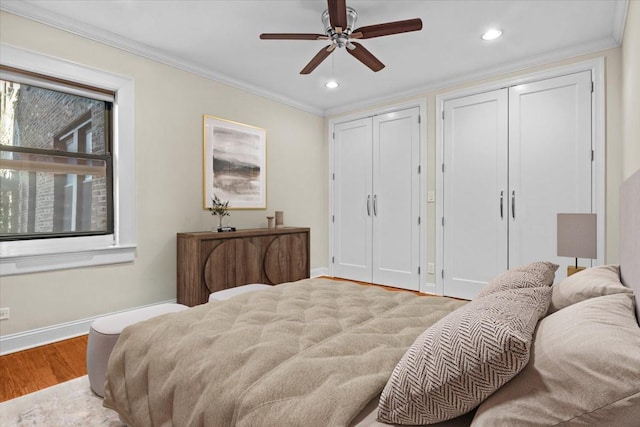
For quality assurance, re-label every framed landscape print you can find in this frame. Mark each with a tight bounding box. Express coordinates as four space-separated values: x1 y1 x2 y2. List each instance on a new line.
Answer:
203 115 267 209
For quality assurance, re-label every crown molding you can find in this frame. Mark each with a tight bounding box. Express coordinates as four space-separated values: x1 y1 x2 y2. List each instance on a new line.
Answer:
0 2 325 117
2 1 626 119
612 0 629 44
325 36 620 117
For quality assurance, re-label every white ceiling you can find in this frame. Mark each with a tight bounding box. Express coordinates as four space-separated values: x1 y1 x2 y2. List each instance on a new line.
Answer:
0 0 627 116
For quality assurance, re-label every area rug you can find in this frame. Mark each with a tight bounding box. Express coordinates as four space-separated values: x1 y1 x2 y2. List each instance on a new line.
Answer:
0 376 123 426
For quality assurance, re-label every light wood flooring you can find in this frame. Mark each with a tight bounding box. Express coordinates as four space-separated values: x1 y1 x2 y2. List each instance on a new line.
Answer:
0 335 88 402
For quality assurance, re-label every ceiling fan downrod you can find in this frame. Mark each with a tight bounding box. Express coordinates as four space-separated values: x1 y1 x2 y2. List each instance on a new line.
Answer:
321 7 358 49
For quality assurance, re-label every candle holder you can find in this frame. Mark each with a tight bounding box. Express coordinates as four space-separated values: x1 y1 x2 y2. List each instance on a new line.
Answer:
275 211 284 228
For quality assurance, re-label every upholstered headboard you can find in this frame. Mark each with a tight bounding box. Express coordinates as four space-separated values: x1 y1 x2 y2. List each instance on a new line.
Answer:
619 169 640 325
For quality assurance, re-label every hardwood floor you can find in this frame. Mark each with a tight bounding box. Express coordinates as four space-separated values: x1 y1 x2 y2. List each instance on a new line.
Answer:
327 276 424 296
0 335 88 402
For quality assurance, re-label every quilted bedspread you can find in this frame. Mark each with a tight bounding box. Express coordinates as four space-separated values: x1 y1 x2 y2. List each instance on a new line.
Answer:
103 278 465 427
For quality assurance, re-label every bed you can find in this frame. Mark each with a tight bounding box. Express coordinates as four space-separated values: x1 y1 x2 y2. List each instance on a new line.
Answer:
104 170 640 426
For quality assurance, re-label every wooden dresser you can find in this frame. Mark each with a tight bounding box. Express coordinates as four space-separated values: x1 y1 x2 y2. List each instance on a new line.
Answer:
177 227 310 306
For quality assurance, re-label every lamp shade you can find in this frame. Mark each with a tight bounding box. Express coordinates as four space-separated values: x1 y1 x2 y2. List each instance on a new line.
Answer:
557 213 597 259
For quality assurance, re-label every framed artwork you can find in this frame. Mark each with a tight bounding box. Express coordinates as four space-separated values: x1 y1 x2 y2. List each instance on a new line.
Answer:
203 115 267 209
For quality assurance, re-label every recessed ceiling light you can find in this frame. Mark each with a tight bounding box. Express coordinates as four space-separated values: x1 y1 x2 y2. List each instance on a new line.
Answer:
482 29 502 41
326 79 339 89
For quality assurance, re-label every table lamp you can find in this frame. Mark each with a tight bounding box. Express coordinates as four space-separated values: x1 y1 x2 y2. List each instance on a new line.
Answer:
557 213 597 276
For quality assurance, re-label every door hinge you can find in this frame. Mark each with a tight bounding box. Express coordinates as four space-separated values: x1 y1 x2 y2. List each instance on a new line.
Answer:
332 215 335 223
332 173 335 180
418 266 421 275
332 256 335 264
418 115 421 124
442 110 445 120
591 150 594 161
441 269 444 278
591 81 594 93
418 216 421 225
332 132 335 140
442 217 445 226
442 163 445 173
418 165 421 174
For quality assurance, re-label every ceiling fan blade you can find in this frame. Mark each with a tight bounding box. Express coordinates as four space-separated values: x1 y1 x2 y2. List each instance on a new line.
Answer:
260 33 328 40
327 0 347 30
354 18 423 39
346 42 385 72
300 45 335 75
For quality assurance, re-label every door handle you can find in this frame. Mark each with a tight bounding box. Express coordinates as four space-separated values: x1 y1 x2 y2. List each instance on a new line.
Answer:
366 195 371 216
373 194 378 216
511 190 516 219
500 190 504 219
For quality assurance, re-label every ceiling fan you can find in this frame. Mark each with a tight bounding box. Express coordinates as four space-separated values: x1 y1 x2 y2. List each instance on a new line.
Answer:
259 0 423 75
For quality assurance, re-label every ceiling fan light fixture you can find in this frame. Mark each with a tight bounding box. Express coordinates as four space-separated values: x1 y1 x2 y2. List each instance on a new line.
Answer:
326 79 339 89
482 28 503 41
260 0 423 74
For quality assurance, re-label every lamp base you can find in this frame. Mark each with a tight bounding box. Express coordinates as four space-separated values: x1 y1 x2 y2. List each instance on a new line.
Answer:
567 266 586 276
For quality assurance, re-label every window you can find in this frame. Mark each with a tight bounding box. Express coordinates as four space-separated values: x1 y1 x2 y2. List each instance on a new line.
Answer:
55 116 98 233
0 44 135 275
1 77 113 239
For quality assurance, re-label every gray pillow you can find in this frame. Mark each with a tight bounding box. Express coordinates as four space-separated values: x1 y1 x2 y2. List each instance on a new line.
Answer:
472 293 640 426
378 286 552 425
547 264 632 314
476 261 558 299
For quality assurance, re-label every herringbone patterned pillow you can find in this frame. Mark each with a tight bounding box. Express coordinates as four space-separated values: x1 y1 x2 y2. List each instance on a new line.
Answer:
378 286 552 425
476 261 558 298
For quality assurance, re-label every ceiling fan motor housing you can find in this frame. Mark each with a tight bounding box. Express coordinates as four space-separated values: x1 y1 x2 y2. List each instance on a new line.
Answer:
322 7 358 48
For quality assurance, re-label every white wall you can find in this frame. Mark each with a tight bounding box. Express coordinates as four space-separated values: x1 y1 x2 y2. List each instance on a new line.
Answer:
622 0 640 179
0 11 328 338
328 47 623 284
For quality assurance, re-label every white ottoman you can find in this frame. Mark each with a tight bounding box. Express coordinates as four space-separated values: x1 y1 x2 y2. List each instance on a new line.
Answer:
208 284 272 302
87 303 188 397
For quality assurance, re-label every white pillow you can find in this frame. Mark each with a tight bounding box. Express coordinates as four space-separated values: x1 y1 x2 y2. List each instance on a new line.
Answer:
547 264 632 314
472 293 640 426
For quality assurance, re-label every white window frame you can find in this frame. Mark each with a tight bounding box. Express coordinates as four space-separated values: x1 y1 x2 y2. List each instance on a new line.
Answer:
0 44 135 275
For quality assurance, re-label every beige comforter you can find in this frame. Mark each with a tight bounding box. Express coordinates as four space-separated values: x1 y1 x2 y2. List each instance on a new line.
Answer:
103 278 465 427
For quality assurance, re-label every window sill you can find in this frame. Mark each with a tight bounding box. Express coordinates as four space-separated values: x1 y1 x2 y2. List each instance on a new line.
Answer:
0 243 136 276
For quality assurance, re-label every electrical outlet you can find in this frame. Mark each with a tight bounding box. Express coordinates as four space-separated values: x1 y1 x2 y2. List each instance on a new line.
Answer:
427 263 435 274
0 307 9 320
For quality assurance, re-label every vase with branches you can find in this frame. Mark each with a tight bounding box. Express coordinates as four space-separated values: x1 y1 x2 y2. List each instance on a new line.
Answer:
209 194 230 230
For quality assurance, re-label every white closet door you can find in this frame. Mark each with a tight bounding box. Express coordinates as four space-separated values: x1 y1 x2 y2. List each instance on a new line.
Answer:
509 71 592 282
372 108 420 290
332 118 373 282
443 90 509 299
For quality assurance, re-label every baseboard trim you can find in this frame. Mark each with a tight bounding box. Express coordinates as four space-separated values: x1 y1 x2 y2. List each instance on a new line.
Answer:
311 267 329 278
0 299 176 355
1 271 332 355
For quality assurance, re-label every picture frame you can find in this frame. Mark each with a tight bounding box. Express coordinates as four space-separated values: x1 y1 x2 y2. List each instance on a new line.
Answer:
203 115 267 209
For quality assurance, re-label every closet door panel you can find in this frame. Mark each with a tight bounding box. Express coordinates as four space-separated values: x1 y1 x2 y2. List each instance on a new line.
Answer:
332 118 373 282
372 108 420 290
509 71 592 281
443 90 509 299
